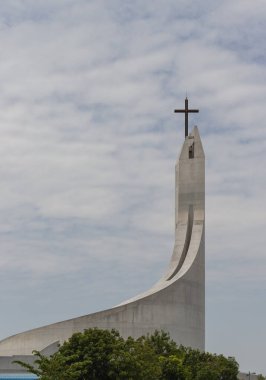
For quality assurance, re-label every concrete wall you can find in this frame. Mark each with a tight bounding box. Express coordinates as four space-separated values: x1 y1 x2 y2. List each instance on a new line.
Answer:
238 372 259 380
0 355 35 374
0 127 205 369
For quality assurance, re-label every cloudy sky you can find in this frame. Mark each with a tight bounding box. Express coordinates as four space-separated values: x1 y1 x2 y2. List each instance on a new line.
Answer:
0 0 265 374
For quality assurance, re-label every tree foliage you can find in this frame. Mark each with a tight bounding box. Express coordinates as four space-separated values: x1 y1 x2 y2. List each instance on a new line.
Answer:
16 328 239 380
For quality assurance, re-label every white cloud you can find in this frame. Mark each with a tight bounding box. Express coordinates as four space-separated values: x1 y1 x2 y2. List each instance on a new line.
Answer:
0 0 265 374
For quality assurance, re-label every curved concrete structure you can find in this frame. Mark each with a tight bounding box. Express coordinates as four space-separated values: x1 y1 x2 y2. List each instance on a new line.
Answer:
0 126 205 359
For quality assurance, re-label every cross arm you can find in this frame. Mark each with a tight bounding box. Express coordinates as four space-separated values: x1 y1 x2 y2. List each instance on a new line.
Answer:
174 109 199 113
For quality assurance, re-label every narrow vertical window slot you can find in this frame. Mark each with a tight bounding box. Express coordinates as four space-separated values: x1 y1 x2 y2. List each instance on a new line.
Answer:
189 142 194 159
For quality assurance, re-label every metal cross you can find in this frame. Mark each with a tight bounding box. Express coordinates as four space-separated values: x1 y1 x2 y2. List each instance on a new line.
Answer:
174 97 199 138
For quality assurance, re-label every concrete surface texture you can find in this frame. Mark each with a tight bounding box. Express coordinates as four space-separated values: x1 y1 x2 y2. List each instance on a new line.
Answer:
0 126 205 361
238 372 259 380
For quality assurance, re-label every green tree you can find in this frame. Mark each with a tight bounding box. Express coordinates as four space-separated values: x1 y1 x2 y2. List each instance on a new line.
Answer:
145 330 179 356
159 355 191 380
195 366 220 380
181 347 238 380
16 328 239 380
16 328 161 380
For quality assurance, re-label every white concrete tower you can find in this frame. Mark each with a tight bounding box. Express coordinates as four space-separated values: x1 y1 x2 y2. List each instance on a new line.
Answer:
0 112 205 367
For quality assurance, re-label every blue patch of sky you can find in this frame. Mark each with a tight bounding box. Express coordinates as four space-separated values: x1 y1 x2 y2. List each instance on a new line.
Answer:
0 2 54 27
48 92 80 106
0 209 80 240
203 119 241 135
147 117 169 133
12 213 151 241
161 0 217 24
88 103 125 125
238 138 256 145
206 17 266 65
106 0 218 34
107 0 152 25
155 70 177 98
214 38 266 66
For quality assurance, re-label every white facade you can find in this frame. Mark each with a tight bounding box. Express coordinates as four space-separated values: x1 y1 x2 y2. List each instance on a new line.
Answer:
0 126 205 358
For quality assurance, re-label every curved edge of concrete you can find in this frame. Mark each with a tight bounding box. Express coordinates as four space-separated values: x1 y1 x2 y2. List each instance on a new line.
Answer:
0 126 205 356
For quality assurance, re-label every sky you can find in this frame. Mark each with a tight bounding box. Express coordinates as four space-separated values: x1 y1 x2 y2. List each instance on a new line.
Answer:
0 0 265 375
